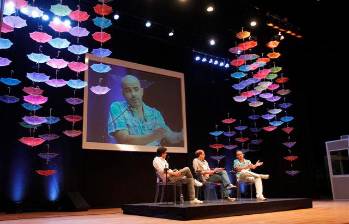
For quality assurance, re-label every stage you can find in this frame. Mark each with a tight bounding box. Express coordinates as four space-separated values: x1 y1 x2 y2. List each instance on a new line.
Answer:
122 198 313 220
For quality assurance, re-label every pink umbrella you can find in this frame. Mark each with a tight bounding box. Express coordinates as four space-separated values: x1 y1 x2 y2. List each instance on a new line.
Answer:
235 137 249 143
69 10 90 22
263 126 277 132
49 21 71 33
23 86 44 95
1 23 14 33
63 129 82 137
222 118 236 124
241 91 254 98
68 61 88 73
46 79 67 88
268 84 280 91
46 58 68 69
90 85 111 95
29 32 52 43
282 127 294 134
13 0 28 9
69 26 89 37
228 46 241 54
0 57 12 66
19 137 45 147
23 95 48 105
230 59 245 67
36 170 57 176
64 115 82 123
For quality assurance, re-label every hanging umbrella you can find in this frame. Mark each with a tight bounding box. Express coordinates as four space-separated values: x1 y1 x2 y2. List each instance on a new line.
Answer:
46 58 68 69
268 83 280 91
19 122 41 129
228 46 241 54
93 17 112 29
209 131 223 137
65 97 83 105
49 21 71 33
38 152 59 161
48 38 70 49
19 137 45 147
36 170 57 176
258 81 272 88
279 102 293 109
12 0 28 9
50 4 72 17
238 54 259 61
281 116 294 123
235 126 248 131
282 127 294 134
250 127 262 133
266 40 280 49
69 26 89 37
3 16 27 28
268 109 282 114
262 114 275 120
0 57 12 66
250 139 263 145
91 48 112 58
45 116 60 125
233 95 247 102
23 95 48 105
238 40 257 51
236 31 250 39
271 66 282 73
231 72 247 79
27 72 50 82
29 32 52 43
238 65 251 72
269 120 284 126
63 129 82 137
259 93 273 99
222 118 236 124
22 103 42 111
92 31 111 43
90 63 111 73
39 134 60 141
284 155 298 162
68 62 88 73
223 131 236 137
263 126 277 132
68 45 88 55
247 97 259 103
0 77 21 86
254 85 266 92
266 73 278 80
0 95 19 103
209 143 224 150
93 4 113 16
67 79 87 89
277 89 291 96
235 137 249 143
283 141 296 148
257 57 270 63
276 77 289 84
46 79 67 88
230 59 245 67
23 115 47 125
249 101 263 107
267 52 281 59
69 10 90 22
285 170 300 176
210 155 226 163
27 53 50 64
241 90 255 98
0 38 13 49
224 145 238 150
90 85 111 95
265 96 281 102
248 115 260 120
232 83 246 91
1 23 14 33
64 115 82 123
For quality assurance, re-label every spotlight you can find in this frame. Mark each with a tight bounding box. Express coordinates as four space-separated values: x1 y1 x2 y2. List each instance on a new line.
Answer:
206 5 214 12
214 60 218 65
168 30 174 37
202 57 207 62
63 19 71 27
224 63 230 68
209 59 213 63
53 17 61 24
237 50 241 54
250 20 257 27
42 15 49 21
280 35 285 40
113 14 120 20
195 56 201 61
145 21 152 28
219 62 224 67
209 39 216 46
278 31 282 35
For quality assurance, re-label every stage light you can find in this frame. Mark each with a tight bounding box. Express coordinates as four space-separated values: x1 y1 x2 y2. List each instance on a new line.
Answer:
145 21 152 28
237 50 241 54
195 56 201 61
280 35 285 40
278 31 282 35
209 39 216 46
206 5 214 12
209 59 213 63
168 30 174 37
250 20 257 27
224 63 230 68
63 19 71 27
267 23 274 27
42 14 49 21
53 17 61 24
214 60 218 65
202 57 207 62
219 62 224 67
113 14 120 20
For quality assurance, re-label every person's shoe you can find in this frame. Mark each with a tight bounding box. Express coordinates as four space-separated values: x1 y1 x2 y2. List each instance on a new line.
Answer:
226 184 237 189
194 179 203 187
225 197 236 202
259 174 270 180
256 196 267 201
189 198 203 204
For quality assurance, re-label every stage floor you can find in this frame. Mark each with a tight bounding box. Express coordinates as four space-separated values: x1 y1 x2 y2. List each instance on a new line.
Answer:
122 198 312 220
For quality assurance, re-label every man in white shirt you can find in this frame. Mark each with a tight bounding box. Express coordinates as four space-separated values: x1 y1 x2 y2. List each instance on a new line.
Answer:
193 149 236 202
153 146 203 204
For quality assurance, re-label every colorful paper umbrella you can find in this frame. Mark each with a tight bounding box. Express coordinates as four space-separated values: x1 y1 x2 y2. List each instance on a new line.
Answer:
232 83 247 91
248 115 260 120
224 144 238 150
223 131 236 137
90 85 111 95
276 77 289 84
20 6 43 18
39 134 60 141
49 38 70 49
27 72 50 82
29 32 52 43
38 152 59 161
235 126 248 131
222 118 236 124
0 77 21 86
68 62 88 73
90 63 111 73
209 131 223 137
50 4 72 16
64 115 82 123
19 137 45 147
1 23 14 33
228 47 241 54
46 79 67 88
45 116 60 125
92 31 111 43
67 79 87 89
12 0 28 9
284 155 298 162
269 120 284 126
281 116 294 123
250 139 263 145
0 57 11 66
262 114 275 120
210 155 225 162
27 53 50 64
23 115 47 125
236 31 250 39
0 95 19 103
209 143 224 150
65 97 83 105
249 101 263 107
266 40 280 49
0 38 13 49
36 170 57 176
63 129 82 137
259 93 273 99
235 137 249 143
265 96 281 102
238 65 251 72
238 40 257 51
282 127 294 134
19 122 40 129
46 58 68 69
266 73 278 80
93 17 112 28
254 85 266 92
3 1 15 15
271 66 282 73
69 10 90 22
49 21 71 33
250 127 262 133
233 95 247 102
24 95 48 105
69 26 89 37
93 4 113 16
268 109 282 114
277 89 291 96
241 90 254 98
285 170 300 176
22 103 42 111
257 57 270 63
283 141 296 148
238 54 259 61
3 16 27 28
279 103 293 109
230 59 245 67
91 48 112 58
267 52 281 59
263 126 277 132
68 44 88 55
268 83 280 91
230 72 246 79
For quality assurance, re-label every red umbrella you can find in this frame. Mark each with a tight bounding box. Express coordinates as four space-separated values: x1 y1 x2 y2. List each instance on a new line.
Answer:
92 32 111 43
209 143 224 150
93 4 113 16
230 59 245 67
68 61 88 73
222 118 236 124
282 127 294 134
29 32 52 43
64 115 82 123
36 170 57 176
69 10 90 22
241 91 254 98
238 40 257 51
22 86 44 95
235 137 249 143
268 83 280 91
284 155 298 162
276 77 289 84
263 126 277 132
19 137 45 147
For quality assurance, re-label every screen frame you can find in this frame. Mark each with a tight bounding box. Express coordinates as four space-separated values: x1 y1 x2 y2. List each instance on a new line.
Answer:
82 54 188 153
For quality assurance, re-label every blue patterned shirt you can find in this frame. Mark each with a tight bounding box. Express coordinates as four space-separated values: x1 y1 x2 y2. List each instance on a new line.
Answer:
233 159 252 178
108 101 170 146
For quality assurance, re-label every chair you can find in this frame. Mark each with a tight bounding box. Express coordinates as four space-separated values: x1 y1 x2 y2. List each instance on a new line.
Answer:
154 172 183 204
195 171 224 202
231 170 254 200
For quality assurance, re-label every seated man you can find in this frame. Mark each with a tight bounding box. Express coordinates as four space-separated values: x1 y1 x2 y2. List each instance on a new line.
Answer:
233 150 269 201
193 149 236 202
153 146 203 204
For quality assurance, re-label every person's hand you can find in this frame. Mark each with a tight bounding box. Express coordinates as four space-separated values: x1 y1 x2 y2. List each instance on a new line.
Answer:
255 160 264 167
153 128 166 139
214 168 224 172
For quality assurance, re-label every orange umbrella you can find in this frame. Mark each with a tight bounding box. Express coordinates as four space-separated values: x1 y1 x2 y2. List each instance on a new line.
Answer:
257 57 270 63
266 40 280 49
267 52 281 59
236 31 250 39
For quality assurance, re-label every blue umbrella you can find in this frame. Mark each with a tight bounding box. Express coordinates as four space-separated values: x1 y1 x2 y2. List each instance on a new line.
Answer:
281 116 294 123
49 38 70 49
235 126 248 131
279 103 293 109
68 44 88 55
27 72 50 82
46 116 60 125
262 114 275 120
67 79 88 89
250 127 262 133
93 17 112 29
91 48 112 58
27 53 50 63
0 38 13 49
0 77 21 86
90 63 111 73
231 72 247 79
269 120 284 126
0 95 19 103
248 115 260 120
22 103 43 111
209 131 223 137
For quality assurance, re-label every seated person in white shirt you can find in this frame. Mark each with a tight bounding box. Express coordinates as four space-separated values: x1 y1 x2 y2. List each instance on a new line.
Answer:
152 146 203 204
192 149 236 202
233 150 270 201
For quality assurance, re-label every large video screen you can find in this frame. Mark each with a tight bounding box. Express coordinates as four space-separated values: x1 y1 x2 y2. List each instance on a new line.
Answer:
83 54 187 153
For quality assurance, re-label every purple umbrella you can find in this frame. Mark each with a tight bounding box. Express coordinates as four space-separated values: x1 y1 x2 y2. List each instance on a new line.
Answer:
223 131 236 137
0 57 12 66
0 95 19 103
262 114 275 120
283 141 296 148
27 72 50 82
90 85 110 95
39 134 60 141
65 97 83 105
23 115 47 125
46 79 67 88
69 26 90 37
